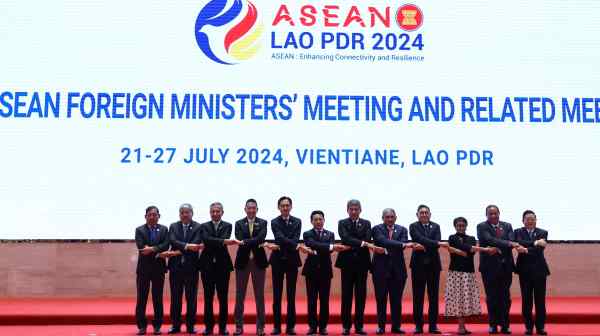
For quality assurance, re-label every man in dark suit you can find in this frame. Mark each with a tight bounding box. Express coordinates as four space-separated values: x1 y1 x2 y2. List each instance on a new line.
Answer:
199 202 240 335
135 206 170 335
269 196 311 335
372 208 419 335
477 205 522 334
513 210 550 335
302 210 350 336
234 199 269 336
168 203 204 335
335 199 376 335
409 204 446 334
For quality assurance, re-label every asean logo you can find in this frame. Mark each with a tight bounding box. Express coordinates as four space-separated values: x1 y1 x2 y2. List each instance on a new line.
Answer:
396 4 423 31
195 0 263 64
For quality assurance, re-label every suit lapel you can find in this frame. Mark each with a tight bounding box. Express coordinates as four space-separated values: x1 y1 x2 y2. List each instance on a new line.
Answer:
244 219 251 238
208 222 216 237
391 225 399 240
177 222 184 242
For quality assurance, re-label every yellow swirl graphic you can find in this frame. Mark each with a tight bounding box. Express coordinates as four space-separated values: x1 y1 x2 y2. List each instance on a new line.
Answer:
229 23 263 61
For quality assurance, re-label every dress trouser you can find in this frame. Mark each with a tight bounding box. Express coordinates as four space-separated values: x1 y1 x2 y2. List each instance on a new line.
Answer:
234 258 266 331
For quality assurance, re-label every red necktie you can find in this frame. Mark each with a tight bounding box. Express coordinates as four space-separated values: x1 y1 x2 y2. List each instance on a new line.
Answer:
495 225 502 237
388 226 394 239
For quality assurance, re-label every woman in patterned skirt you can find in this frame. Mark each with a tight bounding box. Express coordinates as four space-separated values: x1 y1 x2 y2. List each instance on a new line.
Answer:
443 217 488 335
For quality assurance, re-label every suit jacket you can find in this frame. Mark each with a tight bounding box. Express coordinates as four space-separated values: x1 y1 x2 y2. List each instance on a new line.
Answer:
168 221 202 272
234 217 268 269
135 224 170 275
371 223 408 279
476 220 515 275
448 233 476 273
513 227 550 278
269 215 302 269
198 220 234 273
302 228 335 278
334 217 372 271
409 221 442 271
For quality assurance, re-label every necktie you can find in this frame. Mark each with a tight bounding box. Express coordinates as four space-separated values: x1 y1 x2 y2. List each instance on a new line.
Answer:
495 225 501 238
183 224 189 240
529 230 534 239
388 226 394 239
319 230 323 239
424 224 430 235
149 227 157 244
249 220 254 236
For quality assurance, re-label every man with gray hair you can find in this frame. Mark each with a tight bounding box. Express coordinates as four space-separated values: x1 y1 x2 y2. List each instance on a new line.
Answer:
199 202 241 335
372 208 421 334
335 199 377 335
168 203 203 335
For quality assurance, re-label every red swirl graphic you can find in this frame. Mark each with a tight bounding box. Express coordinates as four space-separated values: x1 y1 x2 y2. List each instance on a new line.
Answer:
224 1 258 52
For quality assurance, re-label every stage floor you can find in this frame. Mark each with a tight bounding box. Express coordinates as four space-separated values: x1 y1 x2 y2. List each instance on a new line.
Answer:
0 297 598 326
0 324 599 336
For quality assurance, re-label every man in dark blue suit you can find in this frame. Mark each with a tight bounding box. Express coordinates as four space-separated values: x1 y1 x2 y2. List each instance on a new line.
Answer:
302 210 349 336
513 210 550 336
335 199 376 336
135 206 170 335
477 205 522 335
269 196 312 335
409 205 446 334
371 208 420 335
199 202 240 335
167 204 204 335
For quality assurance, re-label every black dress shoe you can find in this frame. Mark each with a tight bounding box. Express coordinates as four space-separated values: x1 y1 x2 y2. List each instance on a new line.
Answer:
202 329 213 335
488 326 498 334
391 328 405 334
341 329 350 336
187 328 197 335
429 328 442 334
318 328 328 335
234 329 243 336
137 328 147 335
307 329 317 336
355 329 367 335
286 329 296 335
500 327 511 335
168 327 181 334
536 330 547 335
376 327 385 335
271 329 281 336
220 330 229 336
257 329 266 336
525 330 533 335
153 327 163 335
413 328 423 334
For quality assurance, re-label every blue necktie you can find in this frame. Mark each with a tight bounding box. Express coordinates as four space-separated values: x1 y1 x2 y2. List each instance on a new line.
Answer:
150 227 157 244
